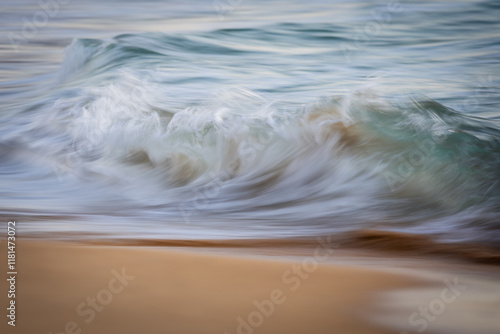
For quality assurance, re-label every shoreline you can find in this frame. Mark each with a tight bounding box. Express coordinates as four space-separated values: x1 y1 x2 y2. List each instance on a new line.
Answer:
19 228 500 265
2 239 500 334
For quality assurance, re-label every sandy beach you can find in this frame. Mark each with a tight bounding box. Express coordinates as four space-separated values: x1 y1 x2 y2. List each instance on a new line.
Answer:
1 240 499 334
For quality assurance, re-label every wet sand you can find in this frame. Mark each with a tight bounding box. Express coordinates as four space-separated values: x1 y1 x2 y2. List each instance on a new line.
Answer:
1 240 499 334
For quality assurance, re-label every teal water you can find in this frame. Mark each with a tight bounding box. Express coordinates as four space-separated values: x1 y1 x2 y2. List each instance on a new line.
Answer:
0 0 499 244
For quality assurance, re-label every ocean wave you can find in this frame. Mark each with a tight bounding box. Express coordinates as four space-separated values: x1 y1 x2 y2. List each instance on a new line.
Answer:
1 34 500 244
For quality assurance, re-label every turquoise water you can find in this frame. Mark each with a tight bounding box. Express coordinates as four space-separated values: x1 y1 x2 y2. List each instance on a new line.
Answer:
1 0 499 243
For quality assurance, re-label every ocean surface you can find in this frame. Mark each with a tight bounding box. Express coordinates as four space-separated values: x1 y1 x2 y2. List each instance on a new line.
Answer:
1 0 499 244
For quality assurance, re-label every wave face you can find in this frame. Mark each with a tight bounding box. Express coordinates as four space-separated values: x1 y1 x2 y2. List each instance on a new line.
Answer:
1 2 500 244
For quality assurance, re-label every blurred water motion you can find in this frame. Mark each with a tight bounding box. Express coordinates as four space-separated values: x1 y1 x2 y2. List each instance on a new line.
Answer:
1 0 499 244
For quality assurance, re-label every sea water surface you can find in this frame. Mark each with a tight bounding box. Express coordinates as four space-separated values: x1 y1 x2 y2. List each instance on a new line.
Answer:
1 0 500 244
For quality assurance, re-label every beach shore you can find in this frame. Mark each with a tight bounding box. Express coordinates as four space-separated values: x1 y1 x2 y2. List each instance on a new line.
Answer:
1 240 499 334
